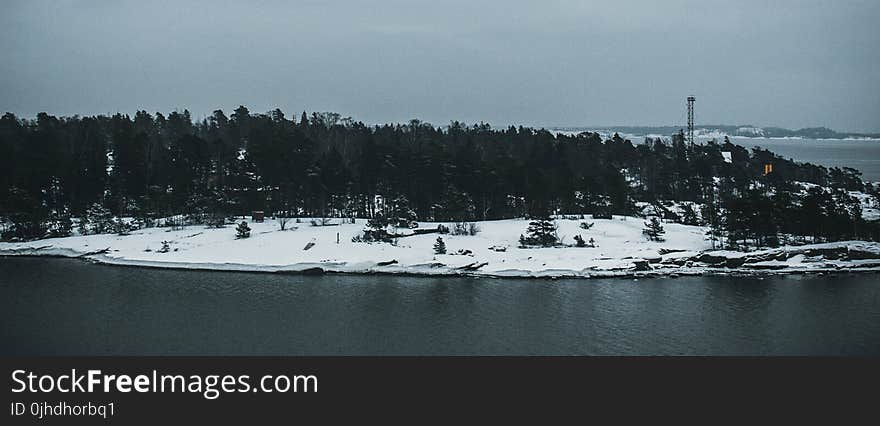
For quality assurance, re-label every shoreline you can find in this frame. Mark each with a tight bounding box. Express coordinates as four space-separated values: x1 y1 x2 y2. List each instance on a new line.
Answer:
2 217 878 280
3 246 879 281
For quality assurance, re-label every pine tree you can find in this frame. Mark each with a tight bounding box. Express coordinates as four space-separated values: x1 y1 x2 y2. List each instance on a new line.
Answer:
389 195 417 228
521 217 559 247
45 212 72 238
362 212 392 242
643 216 666 241
433 236 447 254
79 203 113 235
235 221 251 239
680 203 700 226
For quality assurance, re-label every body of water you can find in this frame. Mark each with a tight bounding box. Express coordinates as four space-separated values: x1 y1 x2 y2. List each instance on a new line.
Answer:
711 137 880 182
2 257 879 355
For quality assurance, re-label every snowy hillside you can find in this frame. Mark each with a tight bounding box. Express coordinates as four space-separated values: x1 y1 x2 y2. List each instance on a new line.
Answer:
2 216 878 278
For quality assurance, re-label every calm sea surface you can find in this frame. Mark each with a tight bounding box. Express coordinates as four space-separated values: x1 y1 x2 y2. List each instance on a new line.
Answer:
2 257 878 355
714 137 880 182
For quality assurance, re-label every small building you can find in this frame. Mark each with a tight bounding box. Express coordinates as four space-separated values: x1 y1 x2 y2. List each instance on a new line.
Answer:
252 211 265 222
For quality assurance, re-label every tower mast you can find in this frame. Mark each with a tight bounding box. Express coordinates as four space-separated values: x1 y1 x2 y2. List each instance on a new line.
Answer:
687 95 696 146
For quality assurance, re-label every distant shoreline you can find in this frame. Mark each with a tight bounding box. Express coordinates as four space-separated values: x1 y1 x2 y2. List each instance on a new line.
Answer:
550 126 880 141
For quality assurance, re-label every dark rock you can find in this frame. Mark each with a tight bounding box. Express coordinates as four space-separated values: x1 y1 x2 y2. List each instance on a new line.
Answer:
804 246 847 260
846 249 880 260
695 254 727 265
658 248 686 255
376 259 398 266
724 257 747 268
633 260 651 271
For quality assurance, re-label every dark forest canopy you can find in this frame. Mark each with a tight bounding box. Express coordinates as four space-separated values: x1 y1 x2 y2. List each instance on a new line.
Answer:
1 108 877 247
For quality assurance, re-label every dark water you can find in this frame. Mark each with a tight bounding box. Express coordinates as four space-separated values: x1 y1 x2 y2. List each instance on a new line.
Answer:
2 257 879 355
720 137 880 182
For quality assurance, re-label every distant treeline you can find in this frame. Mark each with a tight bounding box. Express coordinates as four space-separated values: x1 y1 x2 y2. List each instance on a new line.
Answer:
557 125 880 140
1 108 878 247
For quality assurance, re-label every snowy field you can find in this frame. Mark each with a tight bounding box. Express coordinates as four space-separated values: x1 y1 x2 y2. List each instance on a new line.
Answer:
2 216 879 278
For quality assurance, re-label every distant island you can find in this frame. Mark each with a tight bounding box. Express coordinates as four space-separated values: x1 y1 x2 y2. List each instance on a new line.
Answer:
552 125 880 140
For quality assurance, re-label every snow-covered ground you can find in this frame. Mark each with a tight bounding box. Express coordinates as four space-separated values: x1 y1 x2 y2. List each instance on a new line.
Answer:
2 216 879 278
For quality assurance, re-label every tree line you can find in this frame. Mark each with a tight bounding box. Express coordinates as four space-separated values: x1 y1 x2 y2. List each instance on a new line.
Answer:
1 108 877 247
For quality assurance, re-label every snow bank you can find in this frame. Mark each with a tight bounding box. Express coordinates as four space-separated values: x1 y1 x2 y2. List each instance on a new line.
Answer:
1 217 878 278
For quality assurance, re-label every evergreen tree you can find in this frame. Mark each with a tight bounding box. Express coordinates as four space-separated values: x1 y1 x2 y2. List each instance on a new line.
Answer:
388 195 417 228
521 217 559 247
433 236 447 254
235 221 251 239
679 203 700 226
643 216 666 241
44 177 72 238
80 203 113 235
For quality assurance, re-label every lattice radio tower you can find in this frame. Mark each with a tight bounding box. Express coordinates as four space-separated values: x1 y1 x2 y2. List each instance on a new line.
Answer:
687 95 696 146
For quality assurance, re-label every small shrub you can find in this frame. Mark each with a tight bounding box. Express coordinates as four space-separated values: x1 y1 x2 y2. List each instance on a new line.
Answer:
579 221 594 230
235 221 251 239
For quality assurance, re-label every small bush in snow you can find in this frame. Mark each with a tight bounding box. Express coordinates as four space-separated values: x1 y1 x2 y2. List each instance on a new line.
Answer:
579 221 594 230
158 241 171 253
574 234 586 247
235 221 251 239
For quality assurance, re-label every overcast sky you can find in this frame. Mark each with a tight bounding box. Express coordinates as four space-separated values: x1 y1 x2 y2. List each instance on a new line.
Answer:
3 0 879 131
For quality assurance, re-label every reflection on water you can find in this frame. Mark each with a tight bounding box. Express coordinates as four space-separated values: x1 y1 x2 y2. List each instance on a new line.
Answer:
1 257 879 355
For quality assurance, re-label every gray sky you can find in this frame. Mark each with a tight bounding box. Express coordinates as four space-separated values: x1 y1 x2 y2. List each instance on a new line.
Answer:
3 0 879 132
